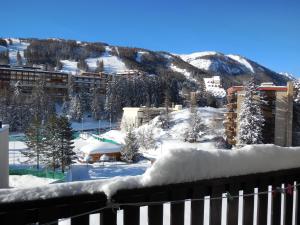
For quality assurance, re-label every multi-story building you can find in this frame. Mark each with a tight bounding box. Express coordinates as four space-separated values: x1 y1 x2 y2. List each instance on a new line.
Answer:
0 66 69 97
0 66 147 97
224 82 294 146
0 122 9 188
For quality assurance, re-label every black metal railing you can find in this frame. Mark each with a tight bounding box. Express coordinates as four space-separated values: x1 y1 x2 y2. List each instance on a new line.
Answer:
1 167 300 225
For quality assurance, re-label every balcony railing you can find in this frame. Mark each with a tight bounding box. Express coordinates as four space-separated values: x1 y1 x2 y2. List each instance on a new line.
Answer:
1 167 300 225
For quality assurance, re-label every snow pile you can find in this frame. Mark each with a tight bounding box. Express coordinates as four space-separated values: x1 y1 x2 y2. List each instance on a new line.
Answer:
9 175 57 188
80 142 121 155
100 130 126 145
102 144 300 197
1 144 300 202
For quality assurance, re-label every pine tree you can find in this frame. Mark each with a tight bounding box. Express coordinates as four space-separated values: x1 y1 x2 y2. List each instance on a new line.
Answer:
16 51 22 66
95 60 104 73
56 116 75 172
293 80 300 103
43 115 60 171
184 107 207 142
121 126 139 163
91 89 102 120
69 94 83 121
77 59 89 71
237 78 265 145
0 50 9 65
23 117 45 169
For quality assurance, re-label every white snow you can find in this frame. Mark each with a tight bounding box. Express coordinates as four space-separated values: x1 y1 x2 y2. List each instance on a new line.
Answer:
60 60 78 74
170 64 197 82
100 130 126 145
279 72 297 81
9 175 57 188
136 51 148 63
227 54 254 73
2 144 300 202
103 144 300 197
179 51 255 74
180 51 219 62
80 142 121 155
4 38 29 65
85 46 127 73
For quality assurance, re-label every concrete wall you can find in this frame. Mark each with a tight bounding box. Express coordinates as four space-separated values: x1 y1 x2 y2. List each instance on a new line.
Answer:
0 125 9 188
121 107 142 131
274 89 293 146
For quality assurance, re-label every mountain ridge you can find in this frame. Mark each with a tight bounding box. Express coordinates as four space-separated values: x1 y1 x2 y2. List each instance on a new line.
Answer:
0 37 293 89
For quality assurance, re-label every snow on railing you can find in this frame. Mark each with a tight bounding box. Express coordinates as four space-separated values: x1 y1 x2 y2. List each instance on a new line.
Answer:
1 145 300 225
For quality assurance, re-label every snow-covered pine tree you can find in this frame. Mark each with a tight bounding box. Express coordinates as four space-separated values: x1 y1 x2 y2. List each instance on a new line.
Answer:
95 60 104 73
77 59 89 71
91 88 102 120
293 80 300 103
61 97 70 116
43 115 60 171
121 126 139 163
292 80 300 146
16 51 22 66
184 107 207 142
56 116 75 173
69 94 83 121
23 117 45 169
237 78 265 145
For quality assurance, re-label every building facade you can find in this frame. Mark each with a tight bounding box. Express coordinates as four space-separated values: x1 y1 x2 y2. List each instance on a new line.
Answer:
225 82 294 147
0 123 9 188
121 105 183 131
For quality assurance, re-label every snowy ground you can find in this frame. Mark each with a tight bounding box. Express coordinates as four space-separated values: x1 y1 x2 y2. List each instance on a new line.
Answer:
59 46 127 74
9 175 57 188
7 107 225 189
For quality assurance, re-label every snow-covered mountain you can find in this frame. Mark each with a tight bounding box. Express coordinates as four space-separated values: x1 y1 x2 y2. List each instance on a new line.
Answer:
179 51 294 86
0 37 293 89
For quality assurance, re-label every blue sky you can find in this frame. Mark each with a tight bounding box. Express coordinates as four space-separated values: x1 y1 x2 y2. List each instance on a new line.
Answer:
1 0 299 76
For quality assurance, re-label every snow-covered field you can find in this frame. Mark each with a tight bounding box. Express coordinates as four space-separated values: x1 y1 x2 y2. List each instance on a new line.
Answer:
9 175 57 188
59 46 128 74
7 107 225 188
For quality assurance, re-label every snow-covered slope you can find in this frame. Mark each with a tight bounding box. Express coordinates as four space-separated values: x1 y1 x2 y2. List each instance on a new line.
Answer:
60 46 128 74
2 38 29 65
179 51 256 75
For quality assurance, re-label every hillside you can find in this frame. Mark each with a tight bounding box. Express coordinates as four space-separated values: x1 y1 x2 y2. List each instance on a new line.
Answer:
0 37 293 90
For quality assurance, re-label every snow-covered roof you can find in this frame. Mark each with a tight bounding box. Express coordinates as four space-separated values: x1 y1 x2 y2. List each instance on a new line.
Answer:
80 142 121 155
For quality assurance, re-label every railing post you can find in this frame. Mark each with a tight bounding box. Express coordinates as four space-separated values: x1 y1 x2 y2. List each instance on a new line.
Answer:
123 205 140 225
191 185 208 225
148 192 168 225
258 185 268 225
272 182 282 225
210 185 225 225
227 184 239 225
243 183 255 225
100 208 117 225
170 187 187 225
